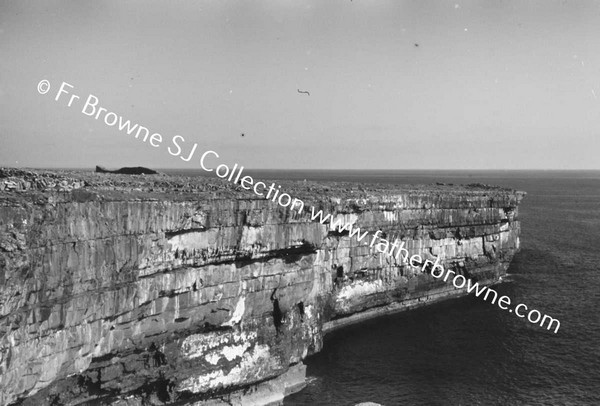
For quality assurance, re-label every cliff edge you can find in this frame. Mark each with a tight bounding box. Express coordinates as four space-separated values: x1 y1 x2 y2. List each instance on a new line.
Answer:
0 168 525 405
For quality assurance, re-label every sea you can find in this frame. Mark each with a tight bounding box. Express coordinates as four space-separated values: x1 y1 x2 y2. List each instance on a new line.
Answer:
173 169 600 405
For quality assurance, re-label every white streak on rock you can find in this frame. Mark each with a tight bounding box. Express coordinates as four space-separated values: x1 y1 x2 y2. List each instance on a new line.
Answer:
178 344 275 393
222 296 245 327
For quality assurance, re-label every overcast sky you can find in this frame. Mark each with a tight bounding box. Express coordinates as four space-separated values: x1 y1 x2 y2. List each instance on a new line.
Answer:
1 0 599 170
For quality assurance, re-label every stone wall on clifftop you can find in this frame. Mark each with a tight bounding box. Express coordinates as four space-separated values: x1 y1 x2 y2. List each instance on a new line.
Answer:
0 168 525 405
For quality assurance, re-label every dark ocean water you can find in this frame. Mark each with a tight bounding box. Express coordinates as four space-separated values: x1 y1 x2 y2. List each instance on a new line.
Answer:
167 169 600 405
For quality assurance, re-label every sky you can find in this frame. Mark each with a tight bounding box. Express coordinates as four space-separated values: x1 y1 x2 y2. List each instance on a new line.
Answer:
1 0 600 170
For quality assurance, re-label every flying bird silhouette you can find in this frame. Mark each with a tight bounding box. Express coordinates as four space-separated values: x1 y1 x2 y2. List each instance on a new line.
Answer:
297 89 310 96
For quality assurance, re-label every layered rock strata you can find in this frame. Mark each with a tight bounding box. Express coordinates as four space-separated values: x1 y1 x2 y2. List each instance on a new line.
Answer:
0 168 524 405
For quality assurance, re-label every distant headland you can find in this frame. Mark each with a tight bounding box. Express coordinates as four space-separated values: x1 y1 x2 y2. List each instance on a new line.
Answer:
95 165 158 175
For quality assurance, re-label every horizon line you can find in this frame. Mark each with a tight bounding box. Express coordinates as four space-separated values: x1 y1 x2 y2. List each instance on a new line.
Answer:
3 165 600 172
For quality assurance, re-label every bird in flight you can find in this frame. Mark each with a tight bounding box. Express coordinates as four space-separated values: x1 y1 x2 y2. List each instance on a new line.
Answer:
241 133 245 137
297 89 310 96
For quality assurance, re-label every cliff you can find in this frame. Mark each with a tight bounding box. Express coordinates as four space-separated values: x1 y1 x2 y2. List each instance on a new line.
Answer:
0 168 524 405
95 166 159 175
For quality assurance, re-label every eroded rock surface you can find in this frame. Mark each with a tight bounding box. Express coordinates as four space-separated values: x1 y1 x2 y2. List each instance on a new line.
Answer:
0 168 524 405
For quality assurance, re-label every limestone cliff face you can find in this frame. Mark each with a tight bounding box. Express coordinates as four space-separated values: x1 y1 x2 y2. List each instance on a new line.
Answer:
0 169 524 405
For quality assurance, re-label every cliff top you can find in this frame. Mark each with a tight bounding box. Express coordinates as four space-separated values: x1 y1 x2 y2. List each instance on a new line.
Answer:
0 167 525 204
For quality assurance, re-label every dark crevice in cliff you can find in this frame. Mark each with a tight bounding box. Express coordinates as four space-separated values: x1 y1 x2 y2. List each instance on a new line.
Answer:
236 243 318 267
135 243 319 283
152 373 176 403
158 289 183 299
126 372 176 404
77 370 103 397
149 342 168 367
297 302 305 322
165 228 207 239
91 352 116 364
271 289 284 335
334 264 345 286
202 322 234 333
105 309 131 323
328 228 349 237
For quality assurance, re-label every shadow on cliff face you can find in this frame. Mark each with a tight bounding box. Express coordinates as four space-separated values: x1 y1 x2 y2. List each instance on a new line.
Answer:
149 342 168 367
297 301 305 322
137 373 176 404
77 372 102 398
271 289 284 335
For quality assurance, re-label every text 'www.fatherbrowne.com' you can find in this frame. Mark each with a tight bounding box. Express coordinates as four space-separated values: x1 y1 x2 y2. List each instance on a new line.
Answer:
309 207 560 334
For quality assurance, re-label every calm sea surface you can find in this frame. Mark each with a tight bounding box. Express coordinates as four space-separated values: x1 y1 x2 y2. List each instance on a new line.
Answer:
169 169 600 405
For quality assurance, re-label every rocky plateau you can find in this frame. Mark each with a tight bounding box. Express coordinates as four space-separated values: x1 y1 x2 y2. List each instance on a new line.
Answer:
0 168 524 405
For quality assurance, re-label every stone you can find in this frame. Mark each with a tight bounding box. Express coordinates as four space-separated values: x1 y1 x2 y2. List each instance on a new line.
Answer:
0 168 524 405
